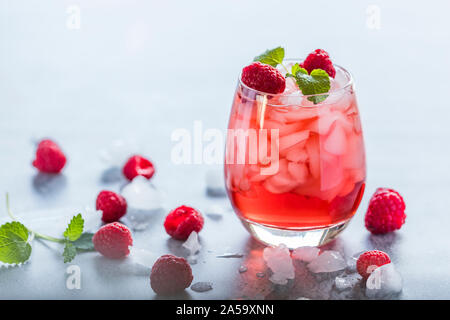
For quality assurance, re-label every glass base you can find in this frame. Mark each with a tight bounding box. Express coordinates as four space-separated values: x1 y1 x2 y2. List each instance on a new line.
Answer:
240 219 351 249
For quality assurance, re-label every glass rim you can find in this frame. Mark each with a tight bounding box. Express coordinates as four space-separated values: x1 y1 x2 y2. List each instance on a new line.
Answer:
238 59 354 98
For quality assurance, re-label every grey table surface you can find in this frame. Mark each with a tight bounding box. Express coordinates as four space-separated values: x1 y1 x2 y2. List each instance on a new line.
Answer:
1 0 450 299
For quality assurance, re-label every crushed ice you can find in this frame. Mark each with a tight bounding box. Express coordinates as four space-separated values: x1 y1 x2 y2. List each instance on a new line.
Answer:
121 176 164 230
99 139 139 168
182 232 201 256
365 263 402 298
216 253 244 258
205 169 226 197
191 282 213 292
292 246 320 262
335 273 362 291
307 250 347 273
263 244 295 285
204 204 227 221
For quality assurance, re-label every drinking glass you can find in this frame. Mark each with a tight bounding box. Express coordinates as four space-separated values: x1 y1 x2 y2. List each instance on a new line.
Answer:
224 62 366 248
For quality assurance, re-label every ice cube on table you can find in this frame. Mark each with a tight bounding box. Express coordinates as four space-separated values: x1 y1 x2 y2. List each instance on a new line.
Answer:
128 247 157 274
121 176 164 230
205 169 226 197
191 282 213 292
205 204 228 221
335 273 362 291
121 176 163 211
346 251 365 272
307 250 347 273
182 231 201 256
99 139 139 167
263 244 295 285
292 246 320 262
365 263 402 298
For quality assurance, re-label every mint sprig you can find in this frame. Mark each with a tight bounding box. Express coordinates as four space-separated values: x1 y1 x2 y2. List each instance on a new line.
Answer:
1 194 95 265
286 64 330 104
254 47 285 67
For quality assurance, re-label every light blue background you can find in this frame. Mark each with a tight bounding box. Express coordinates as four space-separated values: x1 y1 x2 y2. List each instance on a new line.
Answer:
0 0 449 299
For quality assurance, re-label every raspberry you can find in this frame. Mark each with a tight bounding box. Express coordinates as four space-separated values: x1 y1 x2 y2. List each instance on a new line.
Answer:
365 188 406 234
241 62 286 94
96 190 127 223
32 139 67 173
150 254 193 295
164 205 204 240
356 250 391 279
92 222 133 259
301 49 336 78
122 155 155 181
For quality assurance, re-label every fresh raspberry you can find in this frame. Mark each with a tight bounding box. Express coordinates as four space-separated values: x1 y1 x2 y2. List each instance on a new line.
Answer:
150 254 193 295
96 190 127 223
32 139 67 173
122 155 155 181
93 222 133 259
164 205 204 241
365 188 406 234
301 49 336 78
356 250 391 279
241 62 286 94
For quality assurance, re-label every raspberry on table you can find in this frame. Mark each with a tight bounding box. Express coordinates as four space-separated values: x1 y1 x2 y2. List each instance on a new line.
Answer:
301 49 336 78
164 205 204 241
241 62 286 94
365 188 406 234
96 190 127 223
122 155 155 181
32 139 67 173
356 250 391 279
150 254 193 295
93 222 133 259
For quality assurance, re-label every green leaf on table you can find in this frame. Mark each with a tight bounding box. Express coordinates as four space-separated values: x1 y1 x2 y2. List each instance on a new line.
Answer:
63 214 84 241
288 67 330 104
63 242 77 263
72 232 94 251
254 47 285 67
0 222 32 264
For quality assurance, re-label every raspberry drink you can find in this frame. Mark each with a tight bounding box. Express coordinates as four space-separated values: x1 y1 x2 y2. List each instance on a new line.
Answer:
225 48 366 247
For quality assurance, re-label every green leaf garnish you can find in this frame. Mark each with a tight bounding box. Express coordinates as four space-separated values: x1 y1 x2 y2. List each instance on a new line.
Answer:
254 47 285 67
63 214 84 242
72 232 94 251
287 66 330 104
0 222 32 264
63 242 77 263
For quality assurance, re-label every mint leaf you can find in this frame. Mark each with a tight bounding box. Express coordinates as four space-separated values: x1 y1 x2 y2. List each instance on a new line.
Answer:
63 242 77 263
0 222 32 264
289 68 330 104
63 214 84 242
72 232 94 251
254 47 285 67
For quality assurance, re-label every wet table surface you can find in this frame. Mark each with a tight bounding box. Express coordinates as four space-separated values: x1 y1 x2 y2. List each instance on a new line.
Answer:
1 0 450 299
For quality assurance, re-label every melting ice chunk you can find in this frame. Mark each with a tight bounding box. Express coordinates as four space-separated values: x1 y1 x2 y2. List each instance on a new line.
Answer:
307 250 347 273
205 204 227 221
205 169 226 197
121 176 164 230
191 282 213 292
365 263 402 298
335 273 362 291
292 246 320 262
263 244 295 285
182 231 201 256
128 247 157 275
121 176 163 211
99 139 139 167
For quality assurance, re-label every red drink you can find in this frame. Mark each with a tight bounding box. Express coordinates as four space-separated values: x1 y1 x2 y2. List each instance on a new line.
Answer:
225 63 366 247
